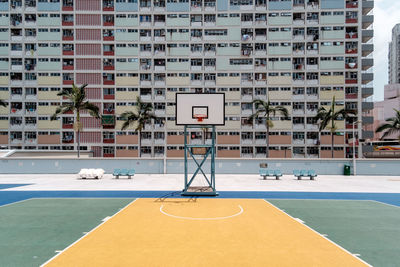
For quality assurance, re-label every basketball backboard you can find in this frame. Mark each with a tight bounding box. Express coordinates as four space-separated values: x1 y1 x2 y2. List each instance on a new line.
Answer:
175 93 225 125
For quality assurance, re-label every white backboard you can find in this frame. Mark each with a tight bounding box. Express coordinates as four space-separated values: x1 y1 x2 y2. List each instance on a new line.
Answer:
175 93 225 125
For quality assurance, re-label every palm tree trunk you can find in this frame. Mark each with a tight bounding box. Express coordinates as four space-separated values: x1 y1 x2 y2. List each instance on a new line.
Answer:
76 111 80 158
77 129 80 158
266 116 269 158
331 132 334 158
138 130 141 157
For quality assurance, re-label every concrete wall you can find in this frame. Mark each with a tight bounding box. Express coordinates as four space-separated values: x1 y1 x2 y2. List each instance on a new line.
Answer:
0 158 399 176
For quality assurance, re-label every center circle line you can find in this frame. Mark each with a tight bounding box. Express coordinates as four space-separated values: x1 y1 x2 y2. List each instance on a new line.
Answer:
159 205 244 220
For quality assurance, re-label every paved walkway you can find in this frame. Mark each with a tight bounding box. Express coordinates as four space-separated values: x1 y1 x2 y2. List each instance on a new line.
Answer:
0 174 400 193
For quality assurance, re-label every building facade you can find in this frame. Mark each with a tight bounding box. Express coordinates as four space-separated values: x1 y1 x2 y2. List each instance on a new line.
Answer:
369 84 400 140
0 0 374 158
389 24 400 84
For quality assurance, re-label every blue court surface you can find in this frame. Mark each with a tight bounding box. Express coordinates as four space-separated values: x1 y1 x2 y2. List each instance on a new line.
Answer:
1 190 400 207
0 184 32 190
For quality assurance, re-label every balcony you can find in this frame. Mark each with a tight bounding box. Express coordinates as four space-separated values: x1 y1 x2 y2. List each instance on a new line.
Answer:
345 78 358 84
362 29 373 43
345 17 358 24
10 108 23 115
102 115 115 129
346 0 358 8
345 32 358 39
362 87 373 98
103 105 115 115
63 65 74 70
362 130 374 139
62 35 73 41
362 0 374 15
63 47 74 56
362 43 373 57
361 58 373 71
10 138 23 144
103 92 115 100
103 138 115 143
361 101 374 111
62 123 73 129
345 63 357 69
345 93 357 99
10 123 23 130
62 136 74 144
62 3 74 11
103 79 114 85
362 73 373 84
362 116 373 125
103 1 114 11
362 15 373 29
103 16 114 26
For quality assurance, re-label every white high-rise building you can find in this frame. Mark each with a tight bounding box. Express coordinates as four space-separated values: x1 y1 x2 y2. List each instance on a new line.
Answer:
389 23 400 84
0 0 374 158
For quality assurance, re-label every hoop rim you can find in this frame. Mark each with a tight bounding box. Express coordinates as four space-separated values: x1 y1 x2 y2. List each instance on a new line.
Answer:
193 114 207 122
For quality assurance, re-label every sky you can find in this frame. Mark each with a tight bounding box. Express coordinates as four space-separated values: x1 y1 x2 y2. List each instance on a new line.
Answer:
373 0 400 101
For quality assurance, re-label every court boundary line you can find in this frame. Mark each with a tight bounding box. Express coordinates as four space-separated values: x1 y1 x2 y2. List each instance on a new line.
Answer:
0 197 136 208
263 199 372 267
40 198 138 267
368 200 400 209
266 198 400 208
160 204 243 220
0 198 32 208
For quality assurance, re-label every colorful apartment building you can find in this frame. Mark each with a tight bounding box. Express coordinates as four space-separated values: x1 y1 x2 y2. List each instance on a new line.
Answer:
0 0 374 158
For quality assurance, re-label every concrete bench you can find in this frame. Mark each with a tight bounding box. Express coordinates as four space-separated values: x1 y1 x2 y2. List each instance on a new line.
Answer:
113 168 135 179
293 169 317 180
259 168 282 180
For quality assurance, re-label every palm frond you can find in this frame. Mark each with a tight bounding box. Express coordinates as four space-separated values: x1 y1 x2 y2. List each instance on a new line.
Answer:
119 97 158 132
380 128 400 140
376 109 400 139
0 99 7 107
81 102 100 119
50 104 73 120
375 123 393 133
275 105 289 119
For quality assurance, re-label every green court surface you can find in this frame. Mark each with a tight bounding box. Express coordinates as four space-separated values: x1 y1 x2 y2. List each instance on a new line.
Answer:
269 199 400 267
0 198 133 267
1 198 400 266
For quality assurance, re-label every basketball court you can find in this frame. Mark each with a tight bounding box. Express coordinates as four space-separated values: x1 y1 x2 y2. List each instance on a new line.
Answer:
1 94 400 266
0 178 400 266
43 198 367 267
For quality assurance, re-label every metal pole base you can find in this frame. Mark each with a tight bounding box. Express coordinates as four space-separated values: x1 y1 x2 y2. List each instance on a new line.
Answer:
181 186 219 196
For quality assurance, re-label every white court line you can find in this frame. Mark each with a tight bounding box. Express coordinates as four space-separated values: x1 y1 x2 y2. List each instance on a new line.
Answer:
160 204 243 220
368 200 400 209
263 200 372 267
0 198 32 208
0 197 135 208
40 198 138 267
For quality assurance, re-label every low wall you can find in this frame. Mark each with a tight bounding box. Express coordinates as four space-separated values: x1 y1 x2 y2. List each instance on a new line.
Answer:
0 158 399 176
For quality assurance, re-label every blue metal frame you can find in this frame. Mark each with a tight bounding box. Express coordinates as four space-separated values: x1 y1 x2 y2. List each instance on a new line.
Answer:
182 125 218 196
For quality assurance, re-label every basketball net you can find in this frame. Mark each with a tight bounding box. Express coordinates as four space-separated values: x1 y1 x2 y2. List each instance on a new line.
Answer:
194 114 207 122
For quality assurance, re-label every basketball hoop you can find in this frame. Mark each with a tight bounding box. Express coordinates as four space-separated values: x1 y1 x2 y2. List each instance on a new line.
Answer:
194 114 207 122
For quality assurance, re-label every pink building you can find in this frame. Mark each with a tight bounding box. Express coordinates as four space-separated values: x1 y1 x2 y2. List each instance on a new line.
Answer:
371 84 400 140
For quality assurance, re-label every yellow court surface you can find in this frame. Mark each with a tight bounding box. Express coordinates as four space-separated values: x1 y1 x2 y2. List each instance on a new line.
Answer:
45 198 367 267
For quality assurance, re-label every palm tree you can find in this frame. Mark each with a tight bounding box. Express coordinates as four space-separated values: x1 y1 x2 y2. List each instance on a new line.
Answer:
0 99 7 107
376 109 400 140
314 96 355 158
248 99 289 157
51 84 100 158
120 96 157 157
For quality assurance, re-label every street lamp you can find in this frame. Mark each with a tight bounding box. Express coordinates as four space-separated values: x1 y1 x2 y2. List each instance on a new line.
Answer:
352 119 361 175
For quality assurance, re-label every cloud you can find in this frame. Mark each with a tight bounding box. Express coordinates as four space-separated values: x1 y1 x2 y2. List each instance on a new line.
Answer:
373 0 400 100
